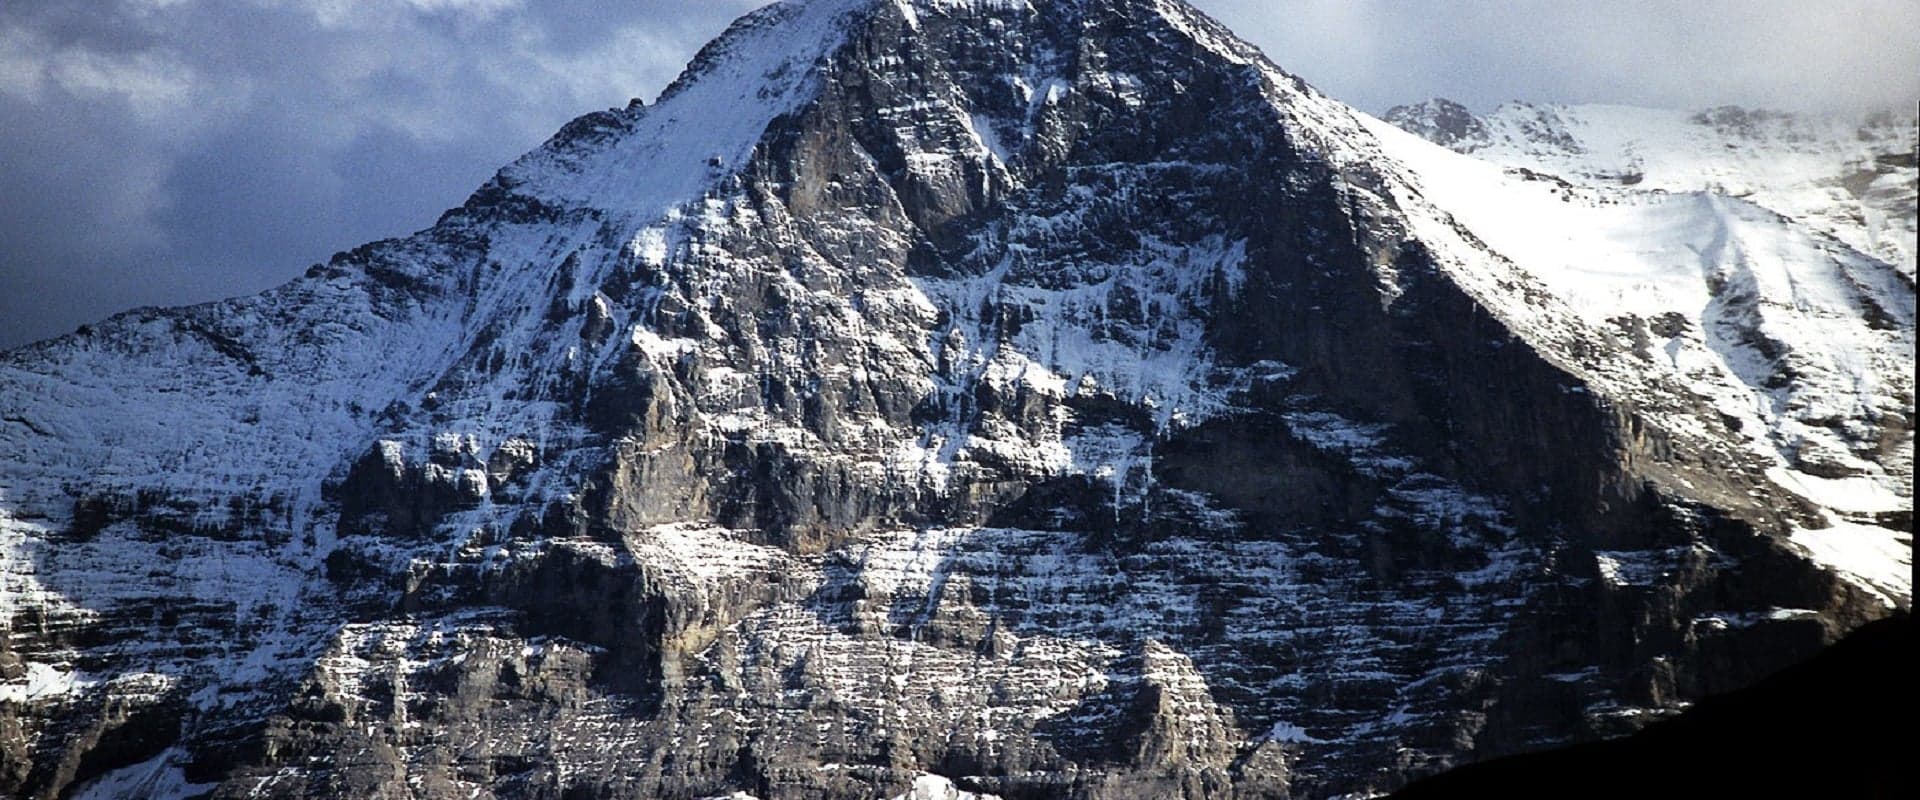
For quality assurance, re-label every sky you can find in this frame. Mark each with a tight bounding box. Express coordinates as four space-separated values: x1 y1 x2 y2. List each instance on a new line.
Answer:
2 0 1916 349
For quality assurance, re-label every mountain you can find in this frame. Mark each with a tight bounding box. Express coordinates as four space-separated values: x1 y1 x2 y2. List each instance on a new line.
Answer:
1 2 1910 799
1376 96 1915 534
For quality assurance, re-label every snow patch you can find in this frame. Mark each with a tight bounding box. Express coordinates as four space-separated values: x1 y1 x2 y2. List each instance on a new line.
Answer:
1768 466 1912 515
71 748 214 800
1787 519 1912 607
629 524 788 583
1692 607 1821 632
1265 720 1326 744
888 773 1003 800
0 661 98 703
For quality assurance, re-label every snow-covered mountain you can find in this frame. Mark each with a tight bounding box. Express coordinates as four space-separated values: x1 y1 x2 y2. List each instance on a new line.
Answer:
1 3 1910 799
1377 98 1915 600
1385 98 1917 278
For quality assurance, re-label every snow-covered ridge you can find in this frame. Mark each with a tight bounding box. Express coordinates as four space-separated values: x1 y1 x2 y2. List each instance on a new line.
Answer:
500 0 871 213
1370 101 1914 602
1385 99 1919 277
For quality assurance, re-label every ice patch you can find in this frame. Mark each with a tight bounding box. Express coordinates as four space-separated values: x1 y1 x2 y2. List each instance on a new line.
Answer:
964 112 1012 164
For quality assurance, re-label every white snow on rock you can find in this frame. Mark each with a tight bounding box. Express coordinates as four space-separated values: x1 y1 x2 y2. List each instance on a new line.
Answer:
0 661 97 704
1358 109 1913 604
887 774 1003 800
70 748 215 800
1789 518 1914 607
631 523 790 583
510 0 872 215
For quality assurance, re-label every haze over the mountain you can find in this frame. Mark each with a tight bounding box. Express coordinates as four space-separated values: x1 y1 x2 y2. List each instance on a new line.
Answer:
1 2 1912 799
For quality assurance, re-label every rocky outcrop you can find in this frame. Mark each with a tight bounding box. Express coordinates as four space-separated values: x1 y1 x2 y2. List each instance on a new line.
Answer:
1382 99 1488 150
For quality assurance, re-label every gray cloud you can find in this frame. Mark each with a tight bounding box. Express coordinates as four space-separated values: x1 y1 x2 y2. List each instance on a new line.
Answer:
1199 0 1920 114
0 0 757 347
2 0 1914 348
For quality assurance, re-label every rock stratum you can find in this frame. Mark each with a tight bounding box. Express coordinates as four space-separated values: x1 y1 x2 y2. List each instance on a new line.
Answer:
1 2 1912 798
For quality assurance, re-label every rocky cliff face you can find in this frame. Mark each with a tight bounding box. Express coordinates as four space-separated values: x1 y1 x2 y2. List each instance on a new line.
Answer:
2 2 1911 799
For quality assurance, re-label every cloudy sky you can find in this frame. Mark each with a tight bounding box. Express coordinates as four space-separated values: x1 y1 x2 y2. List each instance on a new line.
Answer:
2 0 1915 348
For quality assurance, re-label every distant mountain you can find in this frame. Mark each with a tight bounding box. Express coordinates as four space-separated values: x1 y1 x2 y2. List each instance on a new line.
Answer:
2 3 1911 799
1384 98 1917 277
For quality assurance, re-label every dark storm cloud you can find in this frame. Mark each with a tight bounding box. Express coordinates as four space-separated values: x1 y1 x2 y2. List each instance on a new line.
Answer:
0 0 758 348
2 0 1915 348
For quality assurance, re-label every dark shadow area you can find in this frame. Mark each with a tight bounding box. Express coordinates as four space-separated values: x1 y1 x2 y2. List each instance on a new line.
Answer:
1394 613 1913 799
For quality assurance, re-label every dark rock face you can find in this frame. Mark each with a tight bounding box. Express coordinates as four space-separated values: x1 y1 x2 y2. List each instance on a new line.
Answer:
0 2 1909 799
1382 99 1488 150
1392 614 1914 800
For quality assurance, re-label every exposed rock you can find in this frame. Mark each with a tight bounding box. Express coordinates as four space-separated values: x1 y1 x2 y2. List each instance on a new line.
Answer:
1383 99 1489 150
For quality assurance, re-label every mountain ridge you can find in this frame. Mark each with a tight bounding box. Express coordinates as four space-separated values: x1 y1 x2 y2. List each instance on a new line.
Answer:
1383 97 1918 277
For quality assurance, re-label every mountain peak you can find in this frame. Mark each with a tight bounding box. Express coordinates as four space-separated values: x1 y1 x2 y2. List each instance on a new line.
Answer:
455 0 1366 237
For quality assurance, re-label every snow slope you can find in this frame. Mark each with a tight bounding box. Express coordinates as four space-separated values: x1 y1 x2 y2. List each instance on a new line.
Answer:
1386 101 1918 278
1366 105 1914 602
